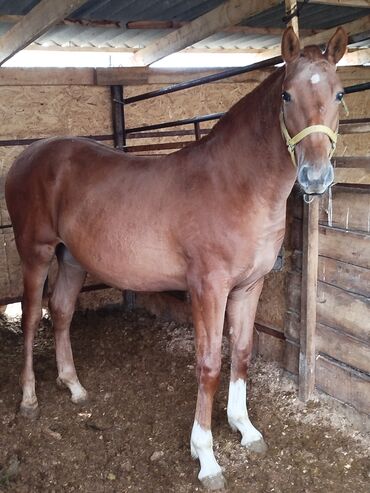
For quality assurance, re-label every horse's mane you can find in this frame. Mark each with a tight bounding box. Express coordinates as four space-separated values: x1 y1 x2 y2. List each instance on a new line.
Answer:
206 66 285 138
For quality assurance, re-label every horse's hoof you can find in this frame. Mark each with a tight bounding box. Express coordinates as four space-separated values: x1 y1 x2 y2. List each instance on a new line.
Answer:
200 473 226 491
71 390 88 405
243 437 268 454
19 403 40 420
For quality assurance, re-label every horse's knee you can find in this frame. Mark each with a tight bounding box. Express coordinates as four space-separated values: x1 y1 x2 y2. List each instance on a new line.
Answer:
197 357 222 392
231 347 252 377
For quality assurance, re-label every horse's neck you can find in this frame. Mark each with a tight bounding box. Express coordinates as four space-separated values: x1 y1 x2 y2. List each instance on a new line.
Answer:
205 68 296 208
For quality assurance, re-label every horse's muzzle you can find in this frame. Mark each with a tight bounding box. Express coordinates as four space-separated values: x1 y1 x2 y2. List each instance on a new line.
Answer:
297 162 334 195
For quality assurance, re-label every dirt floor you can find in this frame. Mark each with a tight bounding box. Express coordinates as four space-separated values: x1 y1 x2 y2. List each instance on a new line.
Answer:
0 307 369 492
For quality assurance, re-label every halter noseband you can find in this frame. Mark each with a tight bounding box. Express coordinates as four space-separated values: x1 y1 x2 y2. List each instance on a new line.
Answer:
279 110 338 168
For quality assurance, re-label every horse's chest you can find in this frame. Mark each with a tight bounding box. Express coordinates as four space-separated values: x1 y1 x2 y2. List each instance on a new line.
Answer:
233 221 285 283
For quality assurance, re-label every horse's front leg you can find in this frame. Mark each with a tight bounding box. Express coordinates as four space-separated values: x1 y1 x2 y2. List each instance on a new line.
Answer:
226 278 267 453
188 275 228 490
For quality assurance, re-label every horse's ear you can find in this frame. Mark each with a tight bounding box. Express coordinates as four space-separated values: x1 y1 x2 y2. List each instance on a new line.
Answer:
281 27 300 63
324 27 347 64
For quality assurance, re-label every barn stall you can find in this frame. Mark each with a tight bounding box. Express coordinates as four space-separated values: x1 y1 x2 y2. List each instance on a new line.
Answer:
0 1 369 491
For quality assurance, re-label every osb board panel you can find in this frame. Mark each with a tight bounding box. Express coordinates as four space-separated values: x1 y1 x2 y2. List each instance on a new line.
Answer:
75 288 123 312
0 146 26 226
0 228 22 300
316 355 370 416
320 186 370 233
256 270 286 332
0 86 112 140
124 82 257 131
256 330 299 375
136 292 192 325
1 141 115 227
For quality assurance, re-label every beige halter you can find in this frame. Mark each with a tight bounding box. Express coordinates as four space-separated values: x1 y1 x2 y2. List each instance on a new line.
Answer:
279 110 338 168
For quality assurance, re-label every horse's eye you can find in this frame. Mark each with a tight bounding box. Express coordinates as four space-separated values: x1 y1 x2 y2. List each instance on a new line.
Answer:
282 91 291 102
336 91 344 102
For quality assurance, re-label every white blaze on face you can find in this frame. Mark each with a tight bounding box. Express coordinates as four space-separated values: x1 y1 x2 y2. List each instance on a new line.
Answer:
310 73 321 84
227 378 263 446
190 421 222 480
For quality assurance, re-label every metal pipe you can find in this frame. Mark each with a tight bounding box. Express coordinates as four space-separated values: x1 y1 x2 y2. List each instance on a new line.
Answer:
125 112 224 134
123 56 283 104
344 81 370 94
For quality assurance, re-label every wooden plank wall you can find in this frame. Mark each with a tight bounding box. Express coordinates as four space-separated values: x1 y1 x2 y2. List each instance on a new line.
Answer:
286 186 370 414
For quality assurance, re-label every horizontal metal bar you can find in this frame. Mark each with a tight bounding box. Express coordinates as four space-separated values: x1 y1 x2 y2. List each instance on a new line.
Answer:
0 134 114 147
344 81 370 95
123 56 282 104
124 141 192 153
126 129 210 139
126 112 224 134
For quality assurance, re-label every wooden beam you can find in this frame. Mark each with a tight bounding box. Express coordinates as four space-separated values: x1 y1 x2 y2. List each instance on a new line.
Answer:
285 1 300 38
132 0 280 66
334 168 370 185
0 65 369 87
339 118 370 134
0 15 321 38
310 0 370 7
0 0 89 66
299 198 320 402
342 47 370 66
257 14 370 60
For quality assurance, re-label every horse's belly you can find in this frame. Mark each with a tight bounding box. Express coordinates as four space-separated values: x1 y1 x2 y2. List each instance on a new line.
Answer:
66 235 188 292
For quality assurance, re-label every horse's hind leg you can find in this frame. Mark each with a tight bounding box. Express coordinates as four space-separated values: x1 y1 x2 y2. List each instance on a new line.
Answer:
19 249 54 419
226 279 267 453
49 245 87 404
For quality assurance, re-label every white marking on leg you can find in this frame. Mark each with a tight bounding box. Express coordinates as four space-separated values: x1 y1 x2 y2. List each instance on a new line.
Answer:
227 378 263 447
57 375 87 403
190 420 222 481
69 380 88 403
310 73 320 84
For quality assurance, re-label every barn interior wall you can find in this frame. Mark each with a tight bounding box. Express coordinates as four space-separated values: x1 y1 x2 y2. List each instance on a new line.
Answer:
0 74 369 414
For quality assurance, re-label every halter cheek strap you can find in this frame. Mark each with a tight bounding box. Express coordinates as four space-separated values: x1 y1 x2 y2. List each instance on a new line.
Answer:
279 110 338 168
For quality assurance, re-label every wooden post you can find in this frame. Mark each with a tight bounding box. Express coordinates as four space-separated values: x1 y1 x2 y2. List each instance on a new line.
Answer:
285 1 300 38
299 198 319 401
110 85 125 149
194 121 201 141
110 85 135 310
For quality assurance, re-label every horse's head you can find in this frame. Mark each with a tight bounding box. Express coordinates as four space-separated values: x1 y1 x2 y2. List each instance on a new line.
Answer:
280 27 347 196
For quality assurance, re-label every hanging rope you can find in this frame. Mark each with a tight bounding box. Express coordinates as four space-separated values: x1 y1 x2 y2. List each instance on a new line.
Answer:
282 0 311 24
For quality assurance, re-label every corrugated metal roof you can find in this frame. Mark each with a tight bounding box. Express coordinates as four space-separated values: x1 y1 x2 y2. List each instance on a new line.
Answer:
0 1 369 50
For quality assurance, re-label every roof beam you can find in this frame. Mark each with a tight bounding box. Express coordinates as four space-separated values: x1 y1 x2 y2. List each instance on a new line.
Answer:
310 0 370 7
255 13 370 60
342 47 370 65
0 0 89 66
0 15 321 37
0 65 369 86
132 0 280 66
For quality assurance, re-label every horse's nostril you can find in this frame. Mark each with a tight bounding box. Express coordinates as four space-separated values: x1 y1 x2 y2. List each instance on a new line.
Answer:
298 165 309 185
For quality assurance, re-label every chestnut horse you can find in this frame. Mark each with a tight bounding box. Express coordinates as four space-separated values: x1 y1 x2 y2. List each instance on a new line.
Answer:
5 28 347 489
